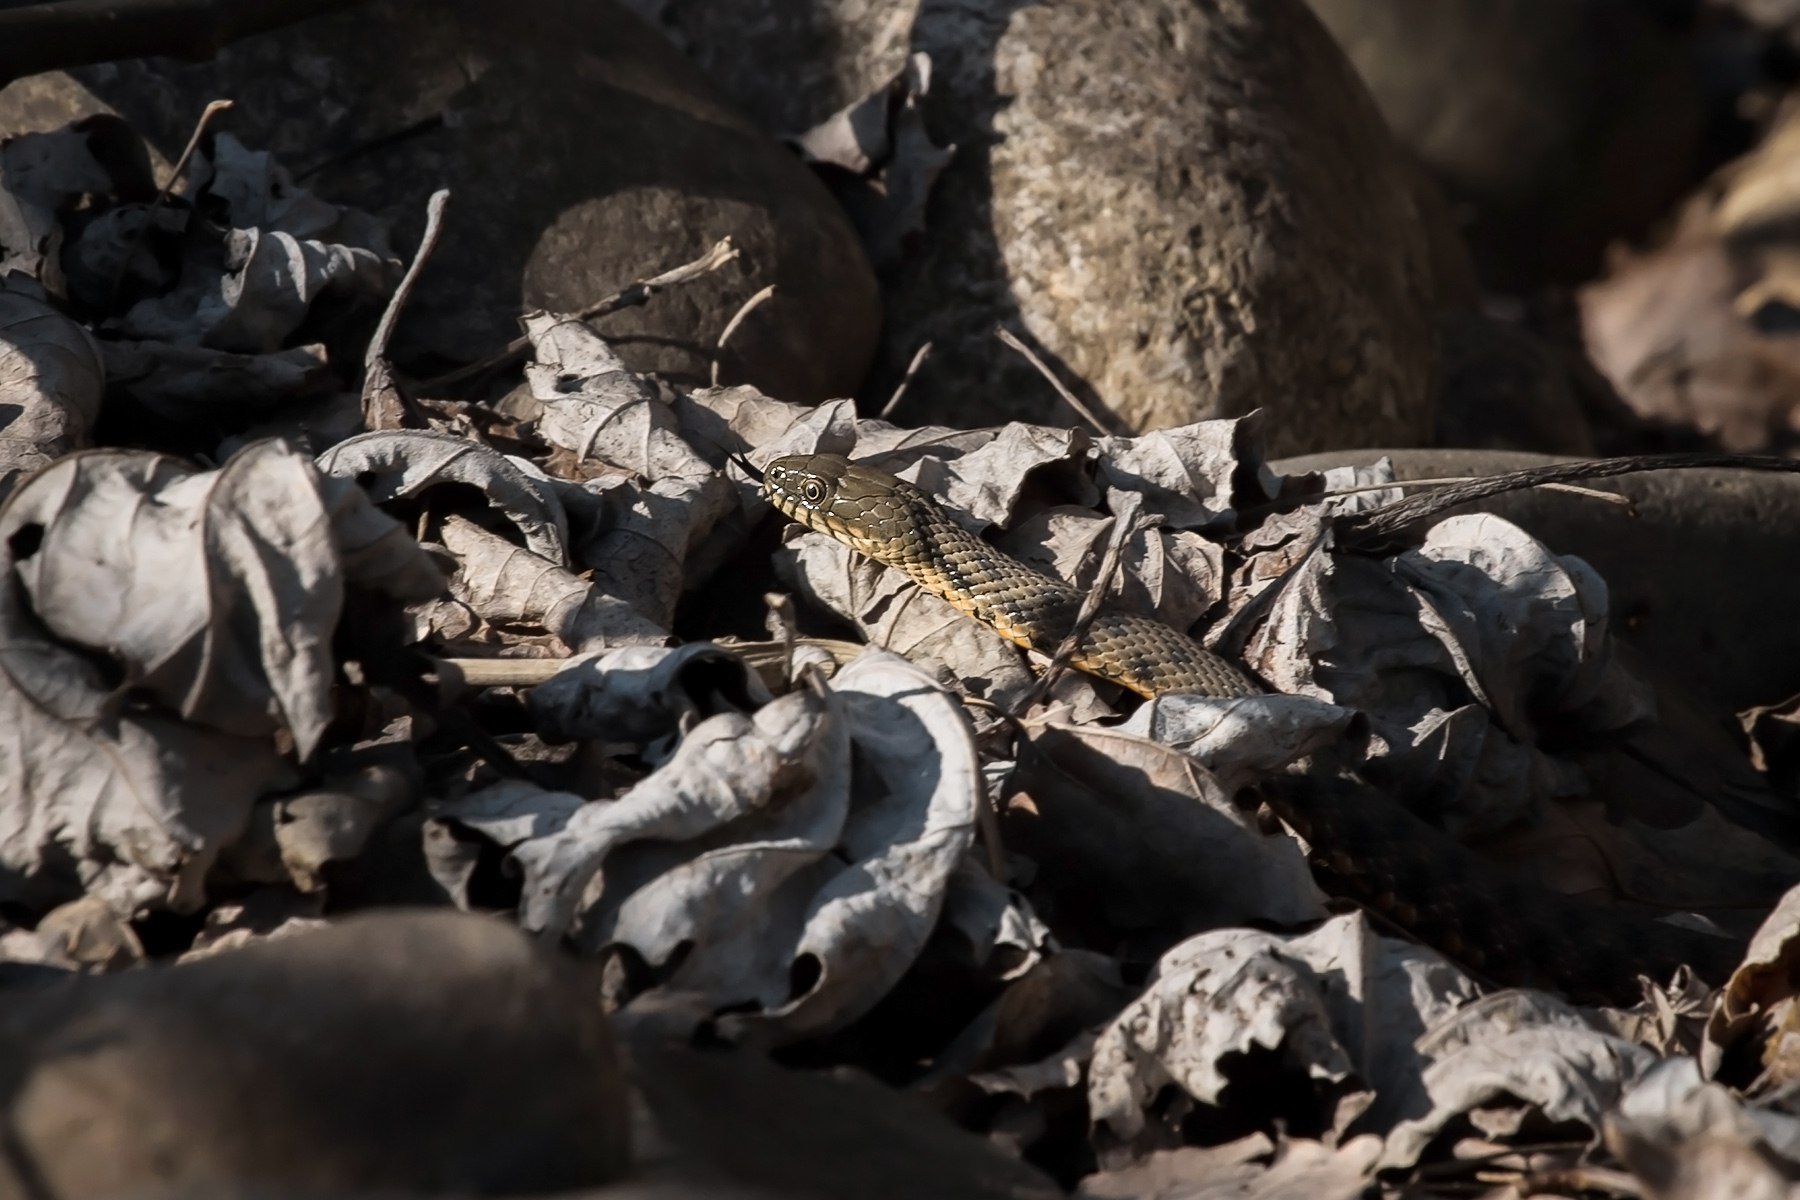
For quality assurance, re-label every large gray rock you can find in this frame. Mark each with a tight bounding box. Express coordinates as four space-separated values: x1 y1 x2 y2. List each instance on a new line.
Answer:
0 909 631 1197
25 0 880 404
1307 0 1703 289
1274 447 1800 710
633 0 1441 455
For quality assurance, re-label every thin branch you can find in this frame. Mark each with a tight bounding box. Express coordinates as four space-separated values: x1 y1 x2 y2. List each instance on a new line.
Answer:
419 237 740 393
996 325 1112 435
365 189 449 373
878 341 932 420
0 0 363 85
711 283 776 387
362 189 450 428
1323 475 1635 510
106 97 232 308
1336 452 1800 550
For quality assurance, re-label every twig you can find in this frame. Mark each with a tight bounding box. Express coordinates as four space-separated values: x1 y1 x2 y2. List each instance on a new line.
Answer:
435 657 569 688
106 97 232 308
763 592 798 691
419 237 739 392
362 189 450 429
1336 452 1800 551
1016 491 1143 713
711 283 776 387
1505 1166 1641 1198
0 0 363 85
1324 475 1635 510
878 341 933 420
995 326 1112 435
366 189 449 371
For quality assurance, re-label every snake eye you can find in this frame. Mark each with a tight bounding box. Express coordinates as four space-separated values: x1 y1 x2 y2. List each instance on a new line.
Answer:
802 480 825 504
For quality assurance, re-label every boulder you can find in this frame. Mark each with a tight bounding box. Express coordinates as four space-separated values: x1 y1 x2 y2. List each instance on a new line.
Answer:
1274 447 1800 709
15 0 881 403
1307 0 1703 289
632 0 1442 454
0 909 631 1197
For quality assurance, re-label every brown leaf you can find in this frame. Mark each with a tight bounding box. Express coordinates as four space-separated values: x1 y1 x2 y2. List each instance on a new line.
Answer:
0 277 101 497
1088 915 1477 1161
1008 724 1326 942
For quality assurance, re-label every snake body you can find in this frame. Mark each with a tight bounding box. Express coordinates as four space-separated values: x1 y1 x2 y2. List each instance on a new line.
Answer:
762 453 1743 1001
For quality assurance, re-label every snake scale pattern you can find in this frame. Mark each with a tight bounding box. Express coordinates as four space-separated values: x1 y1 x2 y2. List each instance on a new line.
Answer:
761 452 1744 1002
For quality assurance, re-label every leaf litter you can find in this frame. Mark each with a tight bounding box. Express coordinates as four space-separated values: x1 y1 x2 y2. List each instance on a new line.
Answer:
3 112 1800 1200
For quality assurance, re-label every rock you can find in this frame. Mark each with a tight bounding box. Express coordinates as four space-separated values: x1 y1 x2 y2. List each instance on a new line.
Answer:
1273 447 1800 710
632 0 1441 454
1433 312 1598 454
0 909 631 1197
1306 0 1703 289
624 1036 1063 1200
15 0 879 404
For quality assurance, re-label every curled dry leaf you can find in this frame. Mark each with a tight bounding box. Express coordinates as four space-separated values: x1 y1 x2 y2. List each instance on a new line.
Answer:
9 441 347 755
1079 1134 1383 1200
514 683 844 934
1006 723 1326 940
187 133 396 257
425 781 587 911
0 116 154 281
1702 881 1800 1082
433 514 669 652
526 642 771 753
318 429 571 563
1088 914 1478 1161
1607 1057 1800 1199
1120 691 1363 795
0 278 102 496
1093 416 1268 532
117 224 399 354
503 650 978 1043
0 438 439 916
1377 989 1659 1170
522 320 735 625
224 749 418 894
98 339 331 423
1254 509 1651 840
787 52 954 270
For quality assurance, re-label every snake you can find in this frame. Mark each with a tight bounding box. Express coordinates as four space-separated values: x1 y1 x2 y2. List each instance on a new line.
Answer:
760 452 1746 1002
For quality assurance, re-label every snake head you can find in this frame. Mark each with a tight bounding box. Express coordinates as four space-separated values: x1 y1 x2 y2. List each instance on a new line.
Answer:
762 453 928 555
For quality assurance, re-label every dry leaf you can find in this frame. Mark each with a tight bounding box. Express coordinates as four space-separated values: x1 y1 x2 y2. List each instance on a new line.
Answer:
99 339 331 422
318 429 572 563
527 642 770 754
0 277 102 497
1088 914 1478 1160
434 514 669 651
1080 1134 1382 1200
1007 723 1327 939
118 224 398 354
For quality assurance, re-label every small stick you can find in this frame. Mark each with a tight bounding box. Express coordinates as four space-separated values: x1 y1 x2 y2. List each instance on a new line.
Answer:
1323 475 1635 510
712 283 776 386
107 98 233 307
996 326 1112 435
436 657 569 688
365 188 449 372
1016 491 1143 713
1337 451 1800 550
878 341 932 420
419 237 740 392
361 189 449 426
